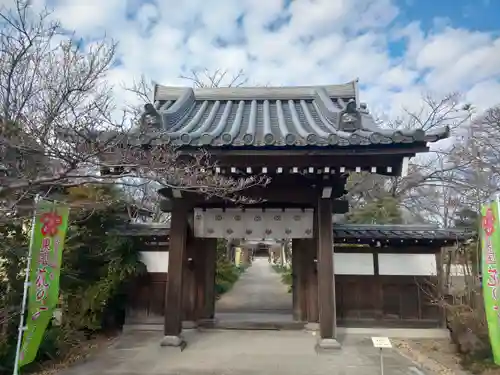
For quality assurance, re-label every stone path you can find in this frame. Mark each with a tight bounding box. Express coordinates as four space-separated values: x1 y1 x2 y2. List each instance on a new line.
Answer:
215 257 292 314
57 329 431 375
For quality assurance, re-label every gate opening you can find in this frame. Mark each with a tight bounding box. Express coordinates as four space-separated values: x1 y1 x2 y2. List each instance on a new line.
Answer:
212 239 300 330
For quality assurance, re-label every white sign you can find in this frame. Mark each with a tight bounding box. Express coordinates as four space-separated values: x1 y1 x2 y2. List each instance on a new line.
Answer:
371 337 392 348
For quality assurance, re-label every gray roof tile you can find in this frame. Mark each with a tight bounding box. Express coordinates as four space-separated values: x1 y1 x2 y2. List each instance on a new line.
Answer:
332 224 475 243
142 81 450 148
113 223 474 245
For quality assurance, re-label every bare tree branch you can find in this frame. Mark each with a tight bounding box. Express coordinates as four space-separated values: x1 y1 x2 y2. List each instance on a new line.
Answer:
179 68 248 88
345 92 481 225
0 2 267 222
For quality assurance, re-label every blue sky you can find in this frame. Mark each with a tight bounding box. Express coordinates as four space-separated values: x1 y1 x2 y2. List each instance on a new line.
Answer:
398 0 498 32
391 0 499 57
18 0 500 117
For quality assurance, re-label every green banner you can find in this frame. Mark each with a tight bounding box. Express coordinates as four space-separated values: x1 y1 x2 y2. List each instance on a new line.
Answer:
480 201 500 365
18 201 70 368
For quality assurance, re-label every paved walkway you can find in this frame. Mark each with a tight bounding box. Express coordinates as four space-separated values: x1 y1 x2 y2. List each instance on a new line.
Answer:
58 330 431 375
216 257 293 314
57 258 436 374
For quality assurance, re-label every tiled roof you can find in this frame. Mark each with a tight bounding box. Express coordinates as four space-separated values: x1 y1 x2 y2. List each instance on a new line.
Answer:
141 81 449 148
115 223 474 244
114 222 170 237
332 224 475 244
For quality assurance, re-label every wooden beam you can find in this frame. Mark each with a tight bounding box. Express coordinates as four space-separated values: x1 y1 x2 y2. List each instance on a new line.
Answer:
210 156 402 171
316 198 336 340
334 245 441 254
191 200 349 214
159 197 349 213
159 177 348 203
162 200 188 346
180 145 426 158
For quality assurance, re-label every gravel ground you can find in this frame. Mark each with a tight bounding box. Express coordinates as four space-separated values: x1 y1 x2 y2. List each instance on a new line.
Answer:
393 338 471 375
32 335 118 375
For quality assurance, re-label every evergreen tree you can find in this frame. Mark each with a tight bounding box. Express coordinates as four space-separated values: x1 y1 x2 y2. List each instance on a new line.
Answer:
346 196 403 224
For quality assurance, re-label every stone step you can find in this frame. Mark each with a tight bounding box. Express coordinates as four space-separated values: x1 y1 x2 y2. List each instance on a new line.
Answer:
198 319 306 331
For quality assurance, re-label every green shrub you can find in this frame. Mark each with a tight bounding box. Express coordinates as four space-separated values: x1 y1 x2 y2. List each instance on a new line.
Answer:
272 264 292 293
281 270 293 293
237 264 249 273
272 264 285 273
281 271 292 286
215 260 240 296
214 239 246 297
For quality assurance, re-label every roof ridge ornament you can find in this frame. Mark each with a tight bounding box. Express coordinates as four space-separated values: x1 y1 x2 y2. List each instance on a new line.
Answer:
339 99 362 132
141 103 162 130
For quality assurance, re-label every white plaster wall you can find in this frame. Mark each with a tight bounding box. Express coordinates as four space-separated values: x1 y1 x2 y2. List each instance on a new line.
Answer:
334 253 374 275
140 251 169 273
378 253 437 276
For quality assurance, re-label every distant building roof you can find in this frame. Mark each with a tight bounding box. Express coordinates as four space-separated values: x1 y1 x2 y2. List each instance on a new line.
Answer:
141 81 449 149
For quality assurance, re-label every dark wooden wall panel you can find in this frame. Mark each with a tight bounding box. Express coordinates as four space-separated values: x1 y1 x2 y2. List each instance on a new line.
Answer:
336 275 440 327
382 283 400 319
400 283 419 319
126 273 167 323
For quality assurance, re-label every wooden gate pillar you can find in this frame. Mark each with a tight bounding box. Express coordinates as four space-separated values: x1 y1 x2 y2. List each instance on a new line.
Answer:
292 239 307 321
304 238 318 322
292 238 318 322
193 237 207 321
316 198 340 349
182 235 201 324
161 201 188 347
200 238 217 320
183 237 217 323
182 234 197 322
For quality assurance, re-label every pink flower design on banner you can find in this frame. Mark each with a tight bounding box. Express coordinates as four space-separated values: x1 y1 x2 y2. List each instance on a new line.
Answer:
40 212 63 237
483 208 496 237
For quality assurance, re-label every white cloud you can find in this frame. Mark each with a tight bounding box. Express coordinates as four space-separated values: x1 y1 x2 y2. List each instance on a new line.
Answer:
22 0 500 116
52 0 127 36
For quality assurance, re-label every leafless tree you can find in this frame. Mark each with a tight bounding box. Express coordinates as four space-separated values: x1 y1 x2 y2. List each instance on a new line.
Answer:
119 179 170 223
443 106 500 211
345 93 475 224
414 106 500 357
402 154 466 227
0 1 267 221
387 92 472 131
452 106 500 183
179 68 249 88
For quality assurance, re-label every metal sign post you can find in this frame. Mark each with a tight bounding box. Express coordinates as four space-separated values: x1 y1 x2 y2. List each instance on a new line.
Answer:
371 337 392 375
13 196 39 375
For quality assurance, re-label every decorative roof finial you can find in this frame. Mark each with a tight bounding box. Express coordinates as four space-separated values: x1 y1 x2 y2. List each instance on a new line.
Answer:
141 103 162 129
345 99 357 114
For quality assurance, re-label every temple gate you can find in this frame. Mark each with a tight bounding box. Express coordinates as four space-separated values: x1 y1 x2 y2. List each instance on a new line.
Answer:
117 80 453 349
